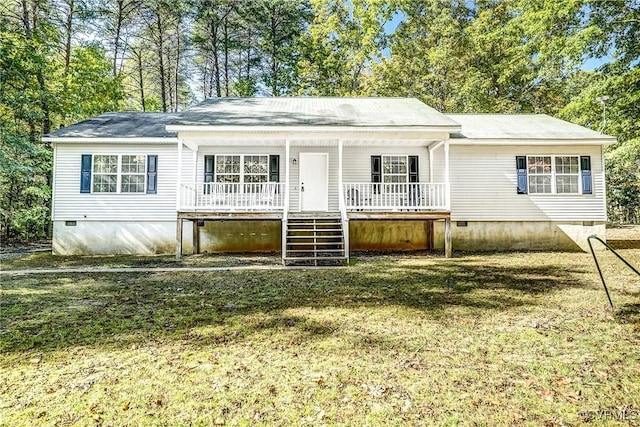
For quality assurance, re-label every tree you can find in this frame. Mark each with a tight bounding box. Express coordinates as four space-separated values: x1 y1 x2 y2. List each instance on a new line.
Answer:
297 0 392 96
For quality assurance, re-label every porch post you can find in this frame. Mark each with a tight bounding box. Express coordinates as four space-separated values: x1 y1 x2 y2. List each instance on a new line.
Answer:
338 139 349 262
338 139 343 200
176 140 183 259
176 215 183 260
444 139 450 211
444 217 452 258
176 139 183 211
282 139 291 264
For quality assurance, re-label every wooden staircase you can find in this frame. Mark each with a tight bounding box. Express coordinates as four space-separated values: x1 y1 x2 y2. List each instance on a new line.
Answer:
284 214 347 266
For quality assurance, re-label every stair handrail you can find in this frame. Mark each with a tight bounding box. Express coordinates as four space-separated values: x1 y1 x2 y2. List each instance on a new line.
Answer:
587 234 640 309
338 183 349 263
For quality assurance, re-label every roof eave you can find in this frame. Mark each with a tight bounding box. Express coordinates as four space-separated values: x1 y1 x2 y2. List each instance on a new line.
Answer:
43 136 178 144
166 124 462 133
449 137 617 146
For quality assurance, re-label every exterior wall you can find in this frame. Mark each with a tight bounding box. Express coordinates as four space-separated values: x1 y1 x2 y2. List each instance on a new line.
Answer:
52 220 193 255
430 144 446 182
433 220 606 252
52 142 185 255
191 142 436 213
198 220 281 253
449 144 606 221
350 220 429 251
341 145 431 183
53 143 178 221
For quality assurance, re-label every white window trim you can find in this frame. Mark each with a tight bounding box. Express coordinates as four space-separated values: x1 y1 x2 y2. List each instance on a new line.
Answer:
92 154 147 194
213 154 269 190
526 154 582 195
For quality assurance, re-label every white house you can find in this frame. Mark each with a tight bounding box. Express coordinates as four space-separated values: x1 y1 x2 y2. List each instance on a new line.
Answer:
43 97 616 263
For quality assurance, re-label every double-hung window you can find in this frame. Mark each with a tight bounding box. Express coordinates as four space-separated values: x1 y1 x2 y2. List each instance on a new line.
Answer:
382 155 408 193
93 155 118 193
92 154 146 193
214 154 269 191
527 155 581 194
382 155 408 183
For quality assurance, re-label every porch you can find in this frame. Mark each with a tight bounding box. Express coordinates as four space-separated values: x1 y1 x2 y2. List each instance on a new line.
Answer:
175 138 453 262
178 182 448 213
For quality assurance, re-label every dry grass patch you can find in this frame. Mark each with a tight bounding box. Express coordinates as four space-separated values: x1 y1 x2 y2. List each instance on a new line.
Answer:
1 250 639 426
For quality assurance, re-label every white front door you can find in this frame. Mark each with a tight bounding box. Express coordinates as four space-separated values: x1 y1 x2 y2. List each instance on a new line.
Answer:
299 152 329 211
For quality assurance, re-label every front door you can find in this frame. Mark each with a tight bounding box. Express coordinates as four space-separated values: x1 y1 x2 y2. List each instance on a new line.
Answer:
299 153 329 211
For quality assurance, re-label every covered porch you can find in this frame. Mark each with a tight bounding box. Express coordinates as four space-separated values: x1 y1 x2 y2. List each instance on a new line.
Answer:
174 135 453 261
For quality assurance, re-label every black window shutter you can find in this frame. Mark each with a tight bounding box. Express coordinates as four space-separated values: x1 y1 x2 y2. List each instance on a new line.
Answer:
516 156 527 194
371 155 381 194
269 155 280 182
146 155 158 194
581 156 592 194
204 155 214 183
80 154 92 193
408 156 419 183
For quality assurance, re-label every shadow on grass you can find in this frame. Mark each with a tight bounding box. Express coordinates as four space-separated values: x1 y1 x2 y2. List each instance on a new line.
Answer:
0 260 594 354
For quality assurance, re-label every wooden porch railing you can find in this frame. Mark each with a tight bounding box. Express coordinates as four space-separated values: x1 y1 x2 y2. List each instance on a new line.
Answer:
180 182 285 211
343 182 448 211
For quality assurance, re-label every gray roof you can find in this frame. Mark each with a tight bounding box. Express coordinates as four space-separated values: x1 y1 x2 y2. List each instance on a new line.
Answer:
447 114 614 140
46 112 179 138
168 97 461 128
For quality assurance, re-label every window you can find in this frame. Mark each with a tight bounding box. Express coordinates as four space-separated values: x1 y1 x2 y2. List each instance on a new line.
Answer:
215 155 241 183
93 155 118 193
527 156 552 194
243 155 269 183
121 155 146 193
214 154 269 187
92 154 146 193
555 156 579 193
527 155 581 194
382 155 408 183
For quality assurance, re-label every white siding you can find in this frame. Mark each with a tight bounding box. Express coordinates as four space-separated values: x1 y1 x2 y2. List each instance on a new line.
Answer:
191 143 435 212
341 146 431 183
430 144 446 182
194 146 286 185
450 145 606 221
53 143 178 221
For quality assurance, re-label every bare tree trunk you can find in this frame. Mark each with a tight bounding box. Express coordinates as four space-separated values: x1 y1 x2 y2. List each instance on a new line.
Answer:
211 22 221 97
63 0 74 76
156 15 168 112
223 15 229 96
113 0 124 76
132 47 146 111
175 20 181 110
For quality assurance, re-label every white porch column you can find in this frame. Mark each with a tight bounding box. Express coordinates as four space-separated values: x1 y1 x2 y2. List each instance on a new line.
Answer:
282 139 291 264
285 139 291 213
176 139 183 211
338 139 344 199
176 139 183 259
444 139 450 211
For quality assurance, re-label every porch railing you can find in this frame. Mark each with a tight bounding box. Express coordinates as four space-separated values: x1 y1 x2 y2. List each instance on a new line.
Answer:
180 182 285 211
343 182 448 211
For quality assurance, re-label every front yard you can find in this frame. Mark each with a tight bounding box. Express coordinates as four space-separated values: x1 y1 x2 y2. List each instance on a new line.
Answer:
1 250 639 426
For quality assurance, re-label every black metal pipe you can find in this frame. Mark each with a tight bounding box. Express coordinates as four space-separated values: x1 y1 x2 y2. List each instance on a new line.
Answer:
587 234 640 310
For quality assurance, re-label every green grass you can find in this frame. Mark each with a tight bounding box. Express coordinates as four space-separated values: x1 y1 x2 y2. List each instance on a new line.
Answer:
1 252 282 270
1 251 639 426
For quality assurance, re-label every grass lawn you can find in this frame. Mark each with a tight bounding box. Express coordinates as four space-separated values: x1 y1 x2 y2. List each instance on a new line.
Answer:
1 250 640 426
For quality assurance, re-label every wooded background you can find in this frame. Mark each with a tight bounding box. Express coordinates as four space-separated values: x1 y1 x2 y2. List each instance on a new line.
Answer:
1 0 638 242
